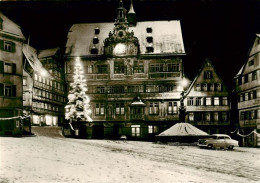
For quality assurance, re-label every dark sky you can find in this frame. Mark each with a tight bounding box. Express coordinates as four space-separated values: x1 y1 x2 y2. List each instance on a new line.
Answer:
1 0 260 88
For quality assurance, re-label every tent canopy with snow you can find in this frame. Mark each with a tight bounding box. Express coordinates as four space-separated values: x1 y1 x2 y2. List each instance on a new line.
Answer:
156 123 210 143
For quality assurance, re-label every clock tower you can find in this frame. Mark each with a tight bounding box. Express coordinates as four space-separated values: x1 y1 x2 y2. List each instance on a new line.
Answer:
104 0 139 57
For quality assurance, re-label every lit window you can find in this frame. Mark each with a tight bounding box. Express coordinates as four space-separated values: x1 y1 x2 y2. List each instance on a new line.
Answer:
202 83 207 91
173 102 178 114
214 97 219 106
131 125 140 137
252 71 257 81
205 112 211 121
4 63 12 73
222 97 228 106
4 85 12 97
115 103 124 115
196 97 202 106
168 102 173 114
149 102 159 115
215 84 222 91
206 97 211 106
245 93 248 101
148 125 158 134
189 112 194 121
23 78 27 86
87 65 93 73
214 112 219 121
196 84 201 91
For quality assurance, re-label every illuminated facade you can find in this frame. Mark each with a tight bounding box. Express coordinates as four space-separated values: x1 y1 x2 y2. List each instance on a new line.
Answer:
64 0 187 139
0 12 25 136
23 45 66 126
234 34 260 147
184 59 231 135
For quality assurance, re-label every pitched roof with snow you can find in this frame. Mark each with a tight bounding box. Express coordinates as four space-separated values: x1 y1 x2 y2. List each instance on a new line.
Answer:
65 21 185 56
0 12 25 40
38 47 59 58
158 123 209 136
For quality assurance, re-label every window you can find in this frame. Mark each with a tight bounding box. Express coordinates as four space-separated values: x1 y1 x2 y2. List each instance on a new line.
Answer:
245 93 248 101
146 36 153 43
97 87 105 94
167 64 179 72
115 103 124 115
146 46 154 53
204 71 213 79
214 97 219 106
188 97 194 106
188 112 194 121
222 97 228 106
252 71 257 81
4 63 13 73
146 27 152 33
150 64 164 72
133 61 144 73
206 97 212 106
148 125 158 134
248 59 254 66
34 74 38 81
90 48 98 54
205 112 211 121
238 77 242 85
221 112 227 121
196 84 201 91
196 97 202 106
209 84 214 91
87 65 93 74
39 76 42 83
244 74 248 83
93 37 99 44
202 83 207 91
107 86 125 93
149 102 159 115
240 111 245 120
168 102 173 114
214 112 219 121
128 85 143 93
97 65 108 74
131 125 140 137
215 84 222 91
4 41 12 52
95 27 100 34
114 61 124 74
4 85 12 97
96 103 105 115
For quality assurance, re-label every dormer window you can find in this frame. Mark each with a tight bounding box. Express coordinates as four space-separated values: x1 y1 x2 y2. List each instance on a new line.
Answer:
91 47 98 54
204 71 212 79
146 46 154 53
95 27 100 34
146 36 153 43
93 37 99 44
146 27 152 33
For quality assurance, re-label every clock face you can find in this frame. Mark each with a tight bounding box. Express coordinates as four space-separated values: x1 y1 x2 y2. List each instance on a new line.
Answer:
114 43 127 56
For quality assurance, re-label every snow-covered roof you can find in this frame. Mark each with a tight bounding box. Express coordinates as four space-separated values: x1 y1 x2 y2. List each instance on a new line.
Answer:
235 64 245 78
23 44 52 79
0 12 25 40
65 21 185 56
38 47 59 58
158 123 209 136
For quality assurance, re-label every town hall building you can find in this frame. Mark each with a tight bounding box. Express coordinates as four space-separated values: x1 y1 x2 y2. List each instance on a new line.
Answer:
64 0 187 140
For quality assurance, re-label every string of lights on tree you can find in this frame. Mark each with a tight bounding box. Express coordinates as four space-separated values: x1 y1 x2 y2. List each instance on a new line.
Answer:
230 128 260 137
64 57 93 122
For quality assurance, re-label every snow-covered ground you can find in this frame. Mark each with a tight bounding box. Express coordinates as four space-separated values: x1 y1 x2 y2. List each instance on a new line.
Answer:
0 135 260 183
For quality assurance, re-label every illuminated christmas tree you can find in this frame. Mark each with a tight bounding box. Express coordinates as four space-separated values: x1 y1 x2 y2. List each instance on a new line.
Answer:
65 57 92 122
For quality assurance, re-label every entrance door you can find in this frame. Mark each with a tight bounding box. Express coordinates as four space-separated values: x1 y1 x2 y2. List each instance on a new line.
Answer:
112 125 122 139
92 125 104 139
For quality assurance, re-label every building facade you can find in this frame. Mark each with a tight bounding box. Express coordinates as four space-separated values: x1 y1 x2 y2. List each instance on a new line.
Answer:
64 1 187 140
0 12 25 135
184 60 231 135
23 45 66 127
234 34 260 147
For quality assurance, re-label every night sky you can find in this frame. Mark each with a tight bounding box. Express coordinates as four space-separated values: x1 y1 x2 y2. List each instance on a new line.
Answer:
1 0 260 88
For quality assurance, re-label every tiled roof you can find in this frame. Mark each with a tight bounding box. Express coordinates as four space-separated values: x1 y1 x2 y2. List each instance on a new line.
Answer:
38 47 59 58
0 12 25 40
65 20 185 56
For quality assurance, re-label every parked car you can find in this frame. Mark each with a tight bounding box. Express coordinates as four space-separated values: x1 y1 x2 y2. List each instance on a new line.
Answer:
198 134 239 150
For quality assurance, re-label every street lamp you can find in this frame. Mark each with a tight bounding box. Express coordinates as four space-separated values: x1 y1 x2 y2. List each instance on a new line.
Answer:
179 76 189 123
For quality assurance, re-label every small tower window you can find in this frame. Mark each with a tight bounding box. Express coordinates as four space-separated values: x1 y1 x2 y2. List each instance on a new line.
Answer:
93 37 99 44
91 48 98 54
146 46 154 53
146 36 153 43
95 27 100 34
146 27 152 33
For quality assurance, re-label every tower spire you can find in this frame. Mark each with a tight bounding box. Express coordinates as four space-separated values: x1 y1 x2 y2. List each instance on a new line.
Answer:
127 0 136 27
115 0 127 24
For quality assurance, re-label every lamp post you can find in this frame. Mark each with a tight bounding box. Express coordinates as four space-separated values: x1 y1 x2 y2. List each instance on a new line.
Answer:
179 77 189 123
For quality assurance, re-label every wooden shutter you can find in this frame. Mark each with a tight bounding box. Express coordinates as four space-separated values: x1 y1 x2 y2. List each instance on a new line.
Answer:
12 85 16 97
0 83 4 96
0 40 4 50
11 42 16 53
0 61 4 73
12 63 16 74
